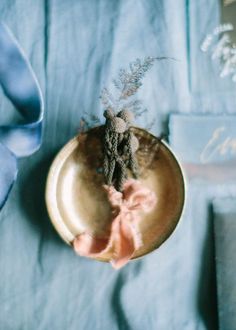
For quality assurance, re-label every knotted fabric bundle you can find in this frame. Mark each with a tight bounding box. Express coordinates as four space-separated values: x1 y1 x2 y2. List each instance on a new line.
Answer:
73 179 157 269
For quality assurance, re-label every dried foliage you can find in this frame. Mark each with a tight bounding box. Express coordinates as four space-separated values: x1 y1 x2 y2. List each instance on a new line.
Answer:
100 56 168 117
80 57 170 131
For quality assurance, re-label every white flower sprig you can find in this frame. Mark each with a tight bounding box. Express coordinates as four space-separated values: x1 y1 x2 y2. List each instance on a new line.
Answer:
201 23 236 82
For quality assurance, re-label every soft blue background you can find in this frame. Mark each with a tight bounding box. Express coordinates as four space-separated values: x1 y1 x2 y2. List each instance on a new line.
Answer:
1 1 236 329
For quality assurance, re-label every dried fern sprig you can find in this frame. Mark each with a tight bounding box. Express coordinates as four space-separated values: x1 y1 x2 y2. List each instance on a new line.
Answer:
100 56 172 116
115 57 155 100
115 56 170 100
100 87 116 113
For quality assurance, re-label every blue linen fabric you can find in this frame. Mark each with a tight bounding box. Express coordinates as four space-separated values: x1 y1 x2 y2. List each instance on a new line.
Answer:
0 0 231 329
0 22 43 209
212 198 236 330
0 23 43 211
169 113 236 330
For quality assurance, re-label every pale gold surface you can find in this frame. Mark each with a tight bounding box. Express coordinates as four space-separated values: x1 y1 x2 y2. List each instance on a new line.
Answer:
46 126 185 262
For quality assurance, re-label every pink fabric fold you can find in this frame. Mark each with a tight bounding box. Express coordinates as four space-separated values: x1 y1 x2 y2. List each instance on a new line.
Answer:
73 179 157 269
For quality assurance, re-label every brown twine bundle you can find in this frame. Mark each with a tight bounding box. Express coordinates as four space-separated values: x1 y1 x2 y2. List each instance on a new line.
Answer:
103 109 139 191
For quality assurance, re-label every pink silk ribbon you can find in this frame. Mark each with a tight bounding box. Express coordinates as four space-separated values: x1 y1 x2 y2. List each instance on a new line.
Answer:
73 179 157 269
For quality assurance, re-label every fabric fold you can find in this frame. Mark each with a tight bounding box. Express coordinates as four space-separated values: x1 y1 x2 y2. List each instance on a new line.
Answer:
73 179 157 269
0 22 44 209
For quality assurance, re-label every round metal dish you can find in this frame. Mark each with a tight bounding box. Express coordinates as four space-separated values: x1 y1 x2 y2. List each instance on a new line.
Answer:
46 126 185 262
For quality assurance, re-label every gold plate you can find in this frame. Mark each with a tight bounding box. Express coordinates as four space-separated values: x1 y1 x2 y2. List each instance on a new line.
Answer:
46 126 185 261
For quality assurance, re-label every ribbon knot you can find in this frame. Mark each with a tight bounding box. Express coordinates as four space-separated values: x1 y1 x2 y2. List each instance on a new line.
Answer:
73 179 157 269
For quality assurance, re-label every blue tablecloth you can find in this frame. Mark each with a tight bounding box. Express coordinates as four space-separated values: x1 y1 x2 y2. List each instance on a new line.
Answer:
1 1 235 329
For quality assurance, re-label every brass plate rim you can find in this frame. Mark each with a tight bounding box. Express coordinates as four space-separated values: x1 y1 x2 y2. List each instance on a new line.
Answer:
45 126 186 263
